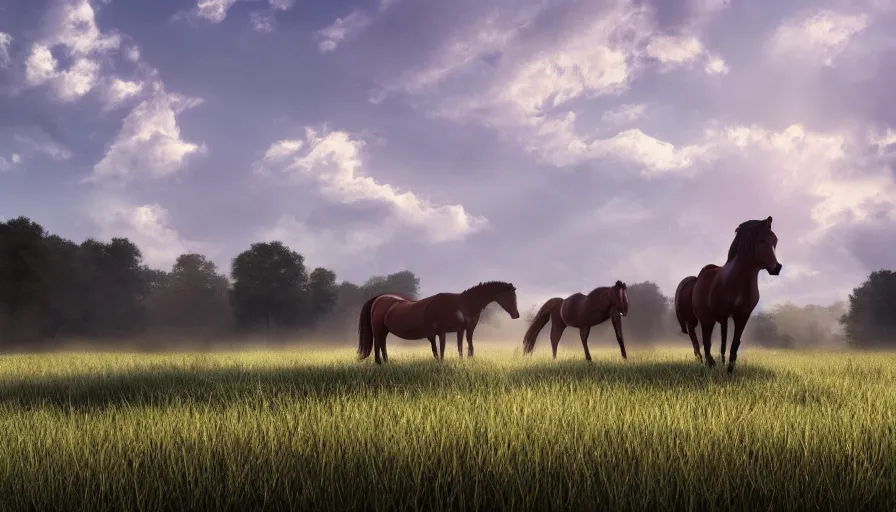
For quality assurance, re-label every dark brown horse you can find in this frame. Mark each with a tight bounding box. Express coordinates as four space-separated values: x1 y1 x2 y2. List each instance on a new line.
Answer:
357 281 520 364
692 216 782 373
522 281 629 361
674 276 702 361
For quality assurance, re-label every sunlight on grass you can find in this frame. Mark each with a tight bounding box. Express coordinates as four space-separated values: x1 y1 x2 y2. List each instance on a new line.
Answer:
0 345 894 510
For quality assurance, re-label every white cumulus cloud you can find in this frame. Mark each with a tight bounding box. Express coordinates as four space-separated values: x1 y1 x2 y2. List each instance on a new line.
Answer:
91 83 207 182
259 126 488 245
769 10 869 66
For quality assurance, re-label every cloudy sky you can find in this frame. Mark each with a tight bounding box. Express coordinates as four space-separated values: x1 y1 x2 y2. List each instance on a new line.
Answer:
1 0 895 312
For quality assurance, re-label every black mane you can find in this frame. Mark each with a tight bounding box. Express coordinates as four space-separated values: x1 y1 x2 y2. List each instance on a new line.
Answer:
726 219 770 263
462 281 516 295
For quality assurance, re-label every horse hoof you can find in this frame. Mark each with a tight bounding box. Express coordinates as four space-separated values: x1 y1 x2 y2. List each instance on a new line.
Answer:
727 364 735 375
706 357 716 367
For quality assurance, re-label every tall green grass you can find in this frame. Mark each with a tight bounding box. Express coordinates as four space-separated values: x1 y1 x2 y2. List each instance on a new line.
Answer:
0 346 894 511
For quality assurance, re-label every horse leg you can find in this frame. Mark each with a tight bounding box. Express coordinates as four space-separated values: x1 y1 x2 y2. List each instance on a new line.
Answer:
456 331 464 359
438 332 447 362
579 326 592 362
549 321 566 359
686 323 702 361
428 336 438 360
719 319 728 365
727 313 750 375
700 321 716 367
466 321 478 358
374 328 388 365
611 314 627 360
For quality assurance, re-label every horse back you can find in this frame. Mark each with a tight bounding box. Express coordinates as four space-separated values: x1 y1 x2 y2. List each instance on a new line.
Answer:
423 292 466 327
697 264 720 278
674 276 698 324
382 292 464 339
560 292 597 328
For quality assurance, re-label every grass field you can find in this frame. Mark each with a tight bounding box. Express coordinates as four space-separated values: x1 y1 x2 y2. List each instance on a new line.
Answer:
0 344 894 511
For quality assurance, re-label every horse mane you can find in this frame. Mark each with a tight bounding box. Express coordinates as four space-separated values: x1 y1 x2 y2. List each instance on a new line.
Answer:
461 281 516 296
726 219 770 263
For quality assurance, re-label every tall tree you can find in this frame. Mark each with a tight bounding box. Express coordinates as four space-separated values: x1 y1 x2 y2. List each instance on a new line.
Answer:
621 281 670 342
840 270 896 347
0 217 50 343
230 241 309 336
361 270 420 300
146 254 232 342
307 267 338 323
74 237 149 338
42 234 82 339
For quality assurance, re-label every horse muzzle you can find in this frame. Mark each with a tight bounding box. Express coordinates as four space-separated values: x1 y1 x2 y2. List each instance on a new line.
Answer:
510 311 521 320
768 263 783 276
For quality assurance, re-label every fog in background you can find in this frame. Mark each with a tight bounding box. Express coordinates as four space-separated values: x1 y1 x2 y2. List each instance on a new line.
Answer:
4 216 895 354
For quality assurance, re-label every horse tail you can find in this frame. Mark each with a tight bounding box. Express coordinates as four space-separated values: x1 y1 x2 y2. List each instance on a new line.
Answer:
357 294 381 360
522 297 563 354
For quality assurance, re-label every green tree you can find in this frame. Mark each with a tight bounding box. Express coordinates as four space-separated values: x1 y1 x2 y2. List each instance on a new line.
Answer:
74 237 149 339
146 254 232 342
230 241 309 336
622 281 670 342
307 267 338 323
361 270 420 300
0 217 50 344
840 270 896 347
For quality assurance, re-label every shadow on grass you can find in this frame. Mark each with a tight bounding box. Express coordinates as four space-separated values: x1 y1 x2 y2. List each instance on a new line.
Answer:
0 356 777 412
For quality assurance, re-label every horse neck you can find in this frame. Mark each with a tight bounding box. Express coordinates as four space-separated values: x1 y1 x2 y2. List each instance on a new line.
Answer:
460 288 495 313
726 255 762 283
587 288 612 313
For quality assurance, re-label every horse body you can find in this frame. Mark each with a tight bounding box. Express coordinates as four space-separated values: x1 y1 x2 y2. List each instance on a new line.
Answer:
522 281 629 361
358 282 520 364
692 216 782 374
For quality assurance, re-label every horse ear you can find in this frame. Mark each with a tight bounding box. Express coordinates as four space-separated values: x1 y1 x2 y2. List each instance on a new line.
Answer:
765 216 773 227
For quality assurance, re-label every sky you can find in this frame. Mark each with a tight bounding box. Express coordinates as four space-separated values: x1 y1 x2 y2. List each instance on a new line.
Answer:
1 0 895 313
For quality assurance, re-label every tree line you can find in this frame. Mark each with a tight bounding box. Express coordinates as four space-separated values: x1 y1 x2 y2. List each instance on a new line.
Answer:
0 216 419 349
2 215 894 350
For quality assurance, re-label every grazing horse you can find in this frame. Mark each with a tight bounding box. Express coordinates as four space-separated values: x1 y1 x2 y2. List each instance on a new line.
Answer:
522 281 629 361
357 281 520 364
674 276 703 361
692 216 783 374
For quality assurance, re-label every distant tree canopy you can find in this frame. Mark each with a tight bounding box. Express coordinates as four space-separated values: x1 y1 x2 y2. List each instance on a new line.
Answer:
2 215 891 352
622 281 673 342
0 216 420 349
840 270 896 348
748 302 846 349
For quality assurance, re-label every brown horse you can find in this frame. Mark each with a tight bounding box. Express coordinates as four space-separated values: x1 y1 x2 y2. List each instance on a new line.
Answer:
674 276 702 361
692 216 782 374
522 281 629 361
357 281 520 364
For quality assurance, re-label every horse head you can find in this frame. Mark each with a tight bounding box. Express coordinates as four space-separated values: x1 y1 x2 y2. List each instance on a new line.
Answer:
729 216 782 276
613 280 629 317
467 281 520 319
494 283 521 320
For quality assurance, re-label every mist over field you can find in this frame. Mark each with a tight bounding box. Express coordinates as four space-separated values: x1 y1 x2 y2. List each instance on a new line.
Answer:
3 0 896 509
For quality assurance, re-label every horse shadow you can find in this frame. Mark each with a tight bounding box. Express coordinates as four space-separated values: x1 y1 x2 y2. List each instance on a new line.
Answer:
505 357 777 390
0 354 777 412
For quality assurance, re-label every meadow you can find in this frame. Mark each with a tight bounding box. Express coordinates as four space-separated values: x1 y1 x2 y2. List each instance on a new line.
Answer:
0 344 894 511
